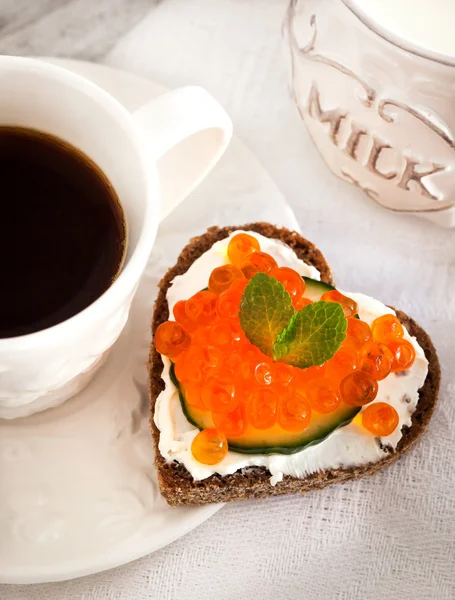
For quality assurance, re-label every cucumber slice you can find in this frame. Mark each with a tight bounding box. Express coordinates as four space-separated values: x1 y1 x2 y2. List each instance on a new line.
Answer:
302 276 335 301
170 365 360 456
303 276 359 318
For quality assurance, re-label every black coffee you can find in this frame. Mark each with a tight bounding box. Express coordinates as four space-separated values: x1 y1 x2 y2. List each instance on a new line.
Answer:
0 127 126 338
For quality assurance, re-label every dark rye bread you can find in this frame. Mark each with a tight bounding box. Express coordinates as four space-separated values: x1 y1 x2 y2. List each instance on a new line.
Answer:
149 224 440 506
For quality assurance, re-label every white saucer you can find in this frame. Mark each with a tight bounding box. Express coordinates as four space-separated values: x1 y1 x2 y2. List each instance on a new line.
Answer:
0 59 299 584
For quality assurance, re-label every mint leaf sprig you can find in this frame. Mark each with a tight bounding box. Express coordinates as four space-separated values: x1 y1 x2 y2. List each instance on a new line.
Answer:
239 272 293 356
239 273 347 369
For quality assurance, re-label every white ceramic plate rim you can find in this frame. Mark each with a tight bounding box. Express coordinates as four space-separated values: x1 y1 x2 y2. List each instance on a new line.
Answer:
4 506 221 584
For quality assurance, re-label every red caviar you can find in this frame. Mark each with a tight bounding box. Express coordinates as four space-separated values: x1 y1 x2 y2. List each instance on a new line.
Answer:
234 360 256 385
174 345 207 384
274 362 294 386
388 339 416 372
270 267 306 305
254 362 274 386
346 318 372 349
277 391 312 432
339 371 378 406
360 341 394 381
203 345 223 369
173 300 197 333
216 280 247 319
155 321 191 359
185 290 218 326
241 252 278 279
321 290 359 318
362 402 399 436
209 319 238 353
191 326 211 347
208 264 244 295
305 378 341 414
191 429 228 465
212 405 248 438
325 345 358 380
201 375 237 413
294 364 326 388
246 388 278 429
371 314 404 343
227 233 260 267
157 233 403 459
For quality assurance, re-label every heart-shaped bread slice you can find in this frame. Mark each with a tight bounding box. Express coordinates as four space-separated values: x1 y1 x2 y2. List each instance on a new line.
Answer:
149 223 440 506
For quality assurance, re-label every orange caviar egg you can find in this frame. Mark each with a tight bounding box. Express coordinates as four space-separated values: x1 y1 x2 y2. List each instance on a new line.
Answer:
321 290 358 318
228 318 247 344
203 345 223 369
216 283 245 319
191 326 211 347
243 345 262 363
208 264 244 295
246 388 278 429
173 300 197 333
227 233 261 268
185 290 218 326
325 345 358 380
217 291 240 320
277 391 312 432
209 319 238 353
339 371 378 406
154 321 191 359
254 362 274 386
230 278 249 296
294 364 326 388
201 376 237 413
388 339 416 372
371 314 404 343
346 318 371 349
225 352 242 370
293 297 313 310
362 402 399 436
274 362 294 386
234 360 256 385
305 378 341 414
205 345 223 372
176 343 222 382
184 383 206 410
270 267 306 303
174 345 207 383
241 252 278 279
360 341 393 381
213 405 248 437
191 429 228 465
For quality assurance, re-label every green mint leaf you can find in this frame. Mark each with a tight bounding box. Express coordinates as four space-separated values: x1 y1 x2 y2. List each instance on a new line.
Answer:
239 272 294 357
273 301 347 368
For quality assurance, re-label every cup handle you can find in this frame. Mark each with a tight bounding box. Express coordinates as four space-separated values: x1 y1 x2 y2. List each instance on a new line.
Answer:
132 86 232 222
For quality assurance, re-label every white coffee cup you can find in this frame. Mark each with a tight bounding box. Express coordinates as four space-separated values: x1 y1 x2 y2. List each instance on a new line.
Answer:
0 56 232 420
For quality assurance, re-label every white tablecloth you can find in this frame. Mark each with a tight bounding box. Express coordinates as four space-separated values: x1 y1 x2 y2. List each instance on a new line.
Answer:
3 1 455 598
